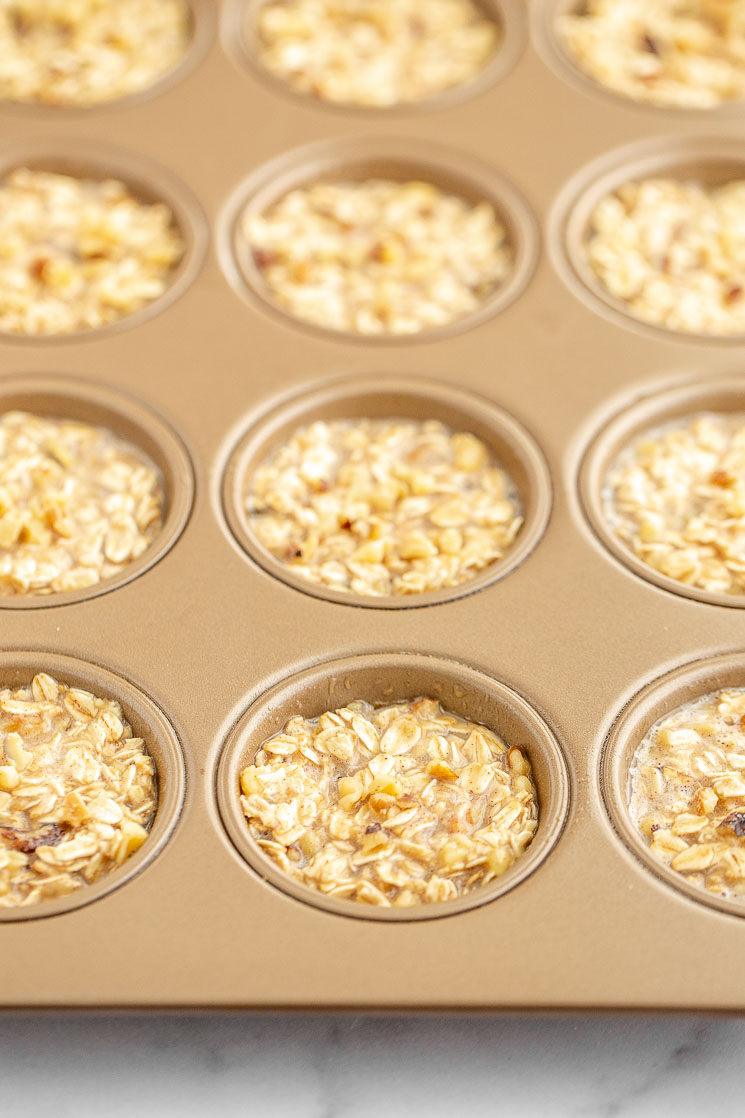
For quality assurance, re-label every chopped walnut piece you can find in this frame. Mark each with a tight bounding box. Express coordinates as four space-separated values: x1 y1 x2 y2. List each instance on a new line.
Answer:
0 0 191 107
240 697 538 907
244 178 513 336
560 0 745 109
0 168 183 336
0 674 156 907
247 417 522 597
0 411 164 597
603 412 745 597
630 688 745 901
255 0 499 107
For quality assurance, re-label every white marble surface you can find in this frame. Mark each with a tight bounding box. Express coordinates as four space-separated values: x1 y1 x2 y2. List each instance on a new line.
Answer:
0 1013 740 1116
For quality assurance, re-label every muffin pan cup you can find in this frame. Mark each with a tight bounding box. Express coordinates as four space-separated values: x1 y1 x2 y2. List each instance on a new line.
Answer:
0 650 186 923
4 0 745 1011
217 652 569 921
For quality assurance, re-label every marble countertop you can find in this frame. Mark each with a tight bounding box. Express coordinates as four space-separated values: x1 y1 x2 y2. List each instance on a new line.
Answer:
0 1012 738 1116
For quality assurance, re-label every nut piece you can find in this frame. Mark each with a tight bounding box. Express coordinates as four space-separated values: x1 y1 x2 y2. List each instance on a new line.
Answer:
244 178 513 336
239 697 538 907
630 687 745 901
247 417 523 597
255 0 500 108
0 168 184 336
0 0 191 107
0 673 156 908
603 412 745 598
0 411 164 597
560 0 745 110
585 177 745 336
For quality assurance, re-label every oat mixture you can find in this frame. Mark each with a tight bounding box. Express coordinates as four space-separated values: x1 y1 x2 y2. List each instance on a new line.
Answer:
560 0 745 110
0 0 191 107
255 0 500 107
240 697 538 907
631 689 745 900
585 177 745 335
0 673 156 907
247 418 522 597
0 167 184 336
0 411 164 597
603 413 745 596
244 179 513 335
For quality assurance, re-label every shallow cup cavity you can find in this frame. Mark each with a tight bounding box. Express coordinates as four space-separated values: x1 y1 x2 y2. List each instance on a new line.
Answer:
0 137 207 342
581 374 745 609
223 0 526 116
550 135 745 344
219 136 538 344
222 374 551 608
603 652 745 919
0 0 216 117
0 374 194 609
532 0 745 117
0 650 185 922
217 652 570 922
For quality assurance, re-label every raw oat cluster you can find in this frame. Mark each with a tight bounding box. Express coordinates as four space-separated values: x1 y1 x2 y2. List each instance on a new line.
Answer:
604 413 745 597
585 176 745 335
560 0 745 109
247 417 523 597
0 411 163 597
0 673 156 908
240 698 538 907
0 167 183 336
255 0 500 107
244 178 513 335
631 689 745 901
0 0 191 106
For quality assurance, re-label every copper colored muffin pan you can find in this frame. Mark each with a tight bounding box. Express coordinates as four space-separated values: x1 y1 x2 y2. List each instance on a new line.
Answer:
4 0 745 1011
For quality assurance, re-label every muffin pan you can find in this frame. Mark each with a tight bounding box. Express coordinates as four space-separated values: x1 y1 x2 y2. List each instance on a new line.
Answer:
3 0 745 1011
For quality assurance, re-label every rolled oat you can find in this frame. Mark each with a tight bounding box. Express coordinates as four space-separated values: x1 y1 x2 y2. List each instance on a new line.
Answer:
247 417 523 597
255 0 500 107
240 697 538 907
0 410 164 596
244 178 513 335
0 673 156 907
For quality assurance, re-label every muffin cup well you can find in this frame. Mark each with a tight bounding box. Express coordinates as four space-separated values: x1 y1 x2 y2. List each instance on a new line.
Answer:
549 135 745 343
581 374 745 609
222 374 551 608
602 651 745 919
218 136 538 344
0 374 194 609
217 652 570 922
0 650 186 922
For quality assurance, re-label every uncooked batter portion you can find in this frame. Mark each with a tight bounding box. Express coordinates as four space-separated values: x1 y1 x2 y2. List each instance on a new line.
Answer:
247 417 523 597
255 0 500 107
560 0 745 109
0 410 164 597
0 167 184 336
243 178 513 335
603 412 745 597
240 697 538 907
584 176 745 335
630 689 745 901
0 673 156 908
0 0 192 106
